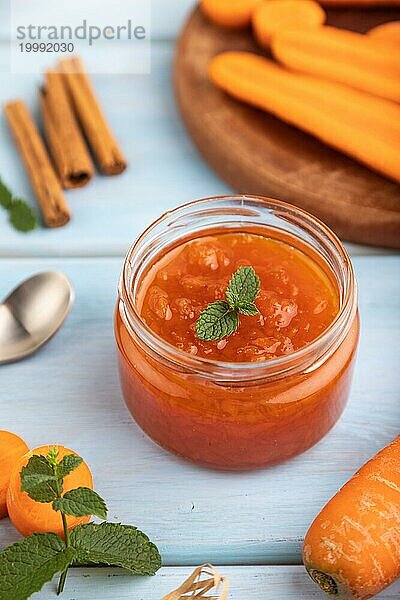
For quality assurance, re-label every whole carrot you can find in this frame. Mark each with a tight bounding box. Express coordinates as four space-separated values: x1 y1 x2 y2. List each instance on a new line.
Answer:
271 26 400 103
200 0 261 29
209 52 400 183
252 0 325 49
303 436 400 599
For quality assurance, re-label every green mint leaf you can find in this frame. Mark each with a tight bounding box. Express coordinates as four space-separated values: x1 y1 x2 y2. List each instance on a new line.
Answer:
237 302 259 316
53 488 107 520
57 454 83 479
195 300 238 342
0 178 13 209
20 455 58 503
226 266 260 309
0 533 76 600
0 178 39 232
70 522 162 575
8 199 38 233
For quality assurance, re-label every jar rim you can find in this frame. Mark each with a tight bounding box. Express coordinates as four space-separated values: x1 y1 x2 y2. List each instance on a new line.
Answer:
119 195 357 380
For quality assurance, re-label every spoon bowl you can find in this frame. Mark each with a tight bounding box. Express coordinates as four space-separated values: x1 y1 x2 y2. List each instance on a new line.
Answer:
0 272 74 365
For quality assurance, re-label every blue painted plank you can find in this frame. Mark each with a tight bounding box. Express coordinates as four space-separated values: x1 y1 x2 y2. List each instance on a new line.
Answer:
0 256 399 566
0 41 230 257
30 566 400 600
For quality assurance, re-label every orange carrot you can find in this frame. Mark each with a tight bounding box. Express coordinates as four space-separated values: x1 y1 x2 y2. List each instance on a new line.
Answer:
209 51 400 183
368 21 400 46
303 436 400 599
200 0 261 29
252 0 325 49
271 26 400 103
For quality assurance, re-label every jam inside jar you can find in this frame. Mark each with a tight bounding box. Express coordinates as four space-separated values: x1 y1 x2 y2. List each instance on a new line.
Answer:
115 196 359 470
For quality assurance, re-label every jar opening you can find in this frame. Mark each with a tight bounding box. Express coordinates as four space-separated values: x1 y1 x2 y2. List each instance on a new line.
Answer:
119 196 357 381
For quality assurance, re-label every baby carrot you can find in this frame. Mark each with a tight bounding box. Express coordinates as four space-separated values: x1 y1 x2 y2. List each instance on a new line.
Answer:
303 436 400 599
200 0 261 29
271 26 400 103
209 51 400 183
253 0 325 49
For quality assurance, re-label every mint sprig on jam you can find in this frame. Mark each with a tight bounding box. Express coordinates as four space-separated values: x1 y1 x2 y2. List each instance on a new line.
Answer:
195 266 260 342
0 448 161 600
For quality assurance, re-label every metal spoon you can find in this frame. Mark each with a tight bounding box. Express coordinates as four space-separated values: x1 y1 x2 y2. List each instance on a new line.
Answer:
0 272 74 365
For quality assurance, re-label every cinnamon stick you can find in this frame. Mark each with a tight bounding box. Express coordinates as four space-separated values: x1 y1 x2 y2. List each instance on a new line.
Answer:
40 70 94 189
59 57 127 176
4 100 71 228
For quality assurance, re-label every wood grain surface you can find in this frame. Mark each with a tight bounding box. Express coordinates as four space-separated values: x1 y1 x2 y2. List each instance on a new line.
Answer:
1 255 399 597
174 7 400 248
28 566 400 599
1 3 400 597
1 256 399 567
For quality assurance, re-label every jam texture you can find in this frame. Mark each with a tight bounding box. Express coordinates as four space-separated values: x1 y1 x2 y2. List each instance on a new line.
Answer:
139 233 339 362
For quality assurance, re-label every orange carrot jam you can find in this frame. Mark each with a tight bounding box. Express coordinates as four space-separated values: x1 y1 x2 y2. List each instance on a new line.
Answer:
139 233 339 362
115 223 359 471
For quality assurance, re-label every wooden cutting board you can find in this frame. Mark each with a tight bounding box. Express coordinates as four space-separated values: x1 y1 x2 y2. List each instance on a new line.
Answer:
174 7 400 248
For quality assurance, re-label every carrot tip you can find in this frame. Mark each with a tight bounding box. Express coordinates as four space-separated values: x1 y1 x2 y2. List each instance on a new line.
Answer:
308 570 338 596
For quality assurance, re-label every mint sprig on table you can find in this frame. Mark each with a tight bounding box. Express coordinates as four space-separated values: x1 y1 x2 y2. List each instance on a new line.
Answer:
0 178 38 232
195 266 260 342
0 448 161 600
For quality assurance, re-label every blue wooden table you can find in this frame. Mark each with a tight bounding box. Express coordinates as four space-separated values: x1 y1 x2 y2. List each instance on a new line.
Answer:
1 2 400 598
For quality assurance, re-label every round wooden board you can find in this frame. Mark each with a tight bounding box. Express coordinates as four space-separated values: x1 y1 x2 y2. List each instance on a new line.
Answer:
174 7 400 248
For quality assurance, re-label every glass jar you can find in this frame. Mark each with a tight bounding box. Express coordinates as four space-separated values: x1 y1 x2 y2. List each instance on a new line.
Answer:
115 196 359 470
